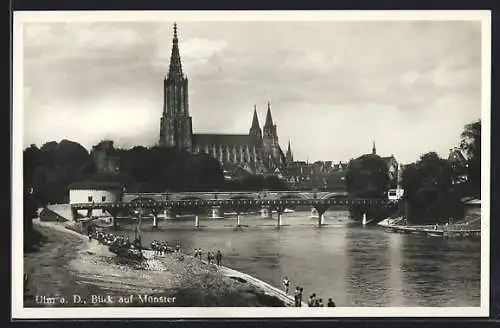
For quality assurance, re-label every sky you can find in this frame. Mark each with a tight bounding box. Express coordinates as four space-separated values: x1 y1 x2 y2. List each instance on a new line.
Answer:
21 18 483 164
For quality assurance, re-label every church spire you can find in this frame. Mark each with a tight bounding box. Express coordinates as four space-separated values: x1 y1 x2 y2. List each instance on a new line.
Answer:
251 105 260 130
264 101 274 129
372 141 377 155
168 22 183 80
286 139 293 163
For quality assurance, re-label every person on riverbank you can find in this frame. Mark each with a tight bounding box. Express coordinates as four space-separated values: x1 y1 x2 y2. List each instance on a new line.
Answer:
307 293 316 307
216 250 222 266
207 251 212 264
327 298 336 307
317 298 324 307
299 287 304 305
87 225 93 241
294 287 301 307
175 243 181 253
198 248 203 260
282 276 290 294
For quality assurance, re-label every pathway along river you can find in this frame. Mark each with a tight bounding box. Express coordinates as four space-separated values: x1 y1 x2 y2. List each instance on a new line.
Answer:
114 210 480 307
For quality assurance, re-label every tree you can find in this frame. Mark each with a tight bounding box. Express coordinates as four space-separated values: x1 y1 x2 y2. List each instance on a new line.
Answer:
460 119 481 197
400 152 458 224
345 154 389 198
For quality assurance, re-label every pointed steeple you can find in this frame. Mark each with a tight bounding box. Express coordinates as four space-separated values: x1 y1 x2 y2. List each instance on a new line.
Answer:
286 139 293 163
251 105 260 130
168 22 183 80
264 101 274 129
372 141 377 155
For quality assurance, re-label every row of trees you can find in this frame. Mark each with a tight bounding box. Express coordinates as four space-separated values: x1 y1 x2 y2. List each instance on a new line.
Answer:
23 140 292 206
23 141 229 204
343 119 481 224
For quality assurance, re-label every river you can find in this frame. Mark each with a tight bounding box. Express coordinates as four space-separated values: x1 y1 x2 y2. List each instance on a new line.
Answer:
114 210 480 307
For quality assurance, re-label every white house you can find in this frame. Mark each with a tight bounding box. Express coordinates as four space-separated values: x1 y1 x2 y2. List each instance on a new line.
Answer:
69 181 123 218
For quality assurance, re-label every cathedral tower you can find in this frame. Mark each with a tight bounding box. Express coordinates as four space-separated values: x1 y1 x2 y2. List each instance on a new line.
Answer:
262 102 283 168
249 105 262 144
159 23 193 151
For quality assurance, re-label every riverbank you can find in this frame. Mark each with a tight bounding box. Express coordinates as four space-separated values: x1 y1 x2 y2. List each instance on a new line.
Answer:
377 215 481 239
24 219 300 307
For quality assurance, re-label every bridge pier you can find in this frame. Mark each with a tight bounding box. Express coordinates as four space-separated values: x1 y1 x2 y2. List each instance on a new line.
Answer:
261 206 272 219
314 205 329 227
236 214 241 227
71 207 79 221
210 206 223 219
163 207 174 220
362 213 367 226
195 215 200 228
153 214 158 228
107 209 119 230
275 206 286 228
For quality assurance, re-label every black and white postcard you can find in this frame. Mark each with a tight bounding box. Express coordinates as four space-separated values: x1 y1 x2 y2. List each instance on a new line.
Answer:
12 10 491 319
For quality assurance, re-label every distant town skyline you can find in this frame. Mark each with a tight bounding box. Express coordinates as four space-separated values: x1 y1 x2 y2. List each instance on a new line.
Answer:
22 17 482 164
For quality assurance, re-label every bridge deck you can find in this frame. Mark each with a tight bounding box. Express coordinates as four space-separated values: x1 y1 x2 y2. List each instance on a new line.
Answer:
72 198 396 210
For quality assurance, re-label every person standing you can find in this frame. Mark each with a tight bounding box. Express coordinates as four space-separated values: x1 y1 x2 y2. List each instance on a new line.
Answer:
294 287 301 307
207 251 212 264
317 298 324 307
298 287 304 306
87 224 93 241
216 250 222 266
282 276 290 294
307 294 316 307
327 298 336 307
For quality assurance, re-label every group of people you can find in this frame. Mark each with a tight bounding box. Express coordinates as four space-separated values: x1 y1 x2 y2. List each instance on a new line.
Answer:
307 293 336 307
282 276 336 307
95 231 134 248
150 240 176 255
194 248 223 266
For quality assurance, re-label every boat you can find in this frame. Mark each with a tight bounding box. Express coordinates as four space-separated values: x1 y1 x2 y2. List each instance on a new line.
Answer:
284 208 295 213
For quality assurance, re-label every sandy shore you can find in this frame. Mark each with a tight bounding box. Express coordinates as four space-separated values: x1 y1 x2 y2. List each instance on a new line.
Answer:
24 219 299 307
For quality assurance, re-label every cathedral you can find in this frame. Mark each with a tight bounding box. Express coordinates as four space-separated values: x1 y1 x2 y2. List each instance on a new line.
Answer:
159 23 291 174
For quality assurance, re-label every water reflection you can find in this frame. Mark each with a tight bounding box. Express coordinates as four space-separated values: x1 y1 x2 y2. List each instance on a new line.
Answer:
112 211 480 307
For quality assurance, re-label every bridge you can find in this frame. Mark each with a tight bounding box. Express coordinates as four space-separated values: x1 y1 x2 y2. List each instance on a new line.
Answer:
121 191 349 203
71 194 398 229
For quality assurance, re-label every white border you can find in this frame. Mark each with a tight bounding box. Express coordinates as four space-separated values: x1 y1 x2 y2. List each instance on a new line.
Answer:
12 10 491 319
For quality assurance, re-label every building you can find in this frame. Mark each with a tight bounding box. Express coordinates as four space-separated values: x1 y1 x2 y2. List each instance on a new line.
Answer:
69 181 123 217
91 140 120 174
158 23 286 174
371 141 399 185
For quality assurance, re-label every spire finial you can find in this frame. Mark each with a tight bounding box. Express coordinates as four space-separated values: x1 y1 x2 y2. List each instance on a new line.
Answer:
173 22 178 39
372 140 376 155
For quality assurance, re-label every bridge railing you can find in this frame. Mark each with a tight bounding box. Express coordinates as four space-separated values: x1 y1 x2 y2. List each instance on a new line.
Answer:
71 197 396 210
